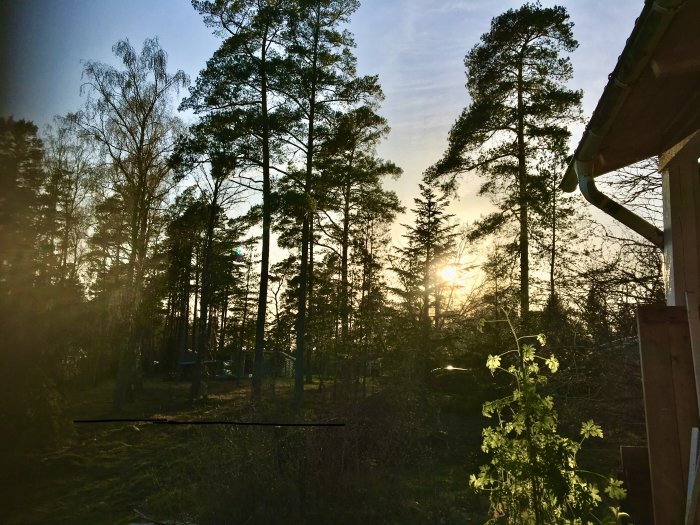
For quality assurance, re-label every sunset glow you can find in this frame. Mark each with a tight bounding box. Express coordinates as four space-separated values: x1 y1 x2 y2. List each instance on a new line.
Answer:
440 265 458 282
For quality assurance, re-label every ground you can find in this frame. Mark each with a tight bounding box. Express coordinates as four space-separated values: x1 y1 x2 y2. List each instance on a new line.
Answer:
2 378 487 525
2 346 643 525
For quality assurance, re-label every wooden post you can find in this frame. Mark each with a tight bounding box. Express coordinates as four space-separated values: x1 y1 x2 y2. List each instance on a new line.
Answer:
638 305 699 524
620 446 653 524
685 292 700 415
685 293 700 522
660 130 700 307
659 131 700 523
686 428 700 523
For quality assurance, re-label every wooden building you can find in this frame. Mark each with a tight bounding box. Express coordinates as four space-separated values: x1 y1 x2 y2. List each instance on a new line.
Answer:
561 1 700 522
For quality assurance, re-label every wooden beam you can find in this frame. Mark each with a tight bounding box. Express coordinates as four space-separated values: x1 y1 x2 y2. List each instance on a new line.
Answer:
659 130 700 172
620 446 653 524
638 304 699 524
686 292 700 414
660 130 700 306
686 428 700 523
685 293 700 522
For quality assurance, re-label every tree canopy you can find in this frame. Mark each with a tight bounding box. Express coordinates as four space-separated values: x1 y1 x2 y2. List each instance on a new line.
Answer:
434 2 582 318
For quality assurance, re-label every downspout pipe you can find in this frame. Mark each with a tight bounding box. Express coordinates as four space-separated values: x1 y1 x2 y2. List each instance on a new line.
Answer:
574 159 664 248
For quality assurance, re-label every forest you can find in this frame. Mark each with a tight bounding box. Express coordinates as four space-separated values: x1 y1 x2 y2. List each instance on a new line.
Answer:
1 1 662 524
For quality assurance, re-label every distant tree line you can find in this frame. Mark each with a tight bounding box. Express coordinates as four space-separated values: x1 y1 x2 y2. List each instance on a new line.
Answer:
0 1 663 453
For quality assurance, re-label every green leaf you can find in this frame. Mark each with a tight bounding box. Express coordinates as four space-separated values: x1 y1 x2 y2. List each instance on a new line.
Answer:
476 318 486 333
604 478 627 500
486 354 501 373
482 400 496 417
542 395 554 410
580 420 604 439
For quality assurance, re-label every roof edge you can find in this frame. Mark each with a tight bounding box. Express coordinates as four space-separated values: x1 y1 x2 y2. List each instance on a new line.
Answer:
561 0 686 192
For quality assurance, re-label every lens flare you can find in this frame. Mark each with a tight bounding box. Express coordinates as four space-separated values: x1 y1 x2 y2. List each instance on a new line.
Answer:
440 265 458 281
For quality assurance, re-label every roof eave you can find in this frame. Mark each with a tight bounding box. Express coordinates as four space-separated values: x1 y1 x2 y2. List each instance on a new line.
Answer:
561 0 686 192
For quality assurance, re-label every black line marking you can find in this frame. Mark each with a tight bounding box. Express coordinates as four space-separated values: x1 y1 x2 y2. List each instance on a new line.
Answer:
73 418 345 427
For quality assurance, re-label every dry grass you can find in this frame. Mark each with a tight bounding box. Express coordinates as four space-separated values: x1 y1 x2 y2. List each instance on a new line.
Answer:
2 377 486 524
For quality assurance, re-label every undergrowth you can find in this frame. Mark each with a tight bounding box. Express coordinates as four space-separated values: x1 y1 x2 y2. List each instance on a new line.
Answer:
470 312 630 524
3 378 485 524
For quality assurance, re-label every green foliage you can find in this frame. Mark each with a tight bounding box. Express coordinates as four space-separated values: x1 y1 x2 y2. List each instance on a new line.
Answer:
0 117 76 453
471 311 626 524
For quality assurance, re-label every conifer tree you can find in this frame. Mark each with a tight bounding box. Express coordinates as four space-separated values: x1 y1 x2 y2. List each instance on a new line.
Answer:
186 0 290 400
0 118 68 449
280 0 381 403
434 3 582 320
316 106 402 365
395 173 458 372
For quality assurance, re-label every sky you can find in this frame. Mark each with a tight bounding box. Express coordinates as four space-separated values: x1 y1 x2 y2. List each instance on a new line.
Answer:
0 0 643 240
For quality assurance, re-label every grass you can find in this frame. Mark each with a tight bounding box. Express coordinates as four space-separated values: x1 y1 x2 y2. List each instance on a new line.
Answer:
1 347 643 525
2 377 487 524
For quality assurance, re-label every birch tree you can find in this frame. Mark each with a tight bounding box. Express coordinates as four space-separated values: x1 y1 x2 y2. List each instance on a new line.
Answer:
74 38 188 408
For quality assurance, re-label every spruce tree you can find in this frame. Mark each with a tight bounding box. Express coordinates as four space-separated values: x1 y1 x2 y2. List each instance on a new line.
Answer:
396 174 458 373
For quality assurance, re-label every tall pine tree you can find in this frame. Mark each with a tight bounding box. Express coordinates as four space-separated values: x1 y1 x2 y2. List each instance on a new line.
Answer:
434 3 582 320
186 0 290 400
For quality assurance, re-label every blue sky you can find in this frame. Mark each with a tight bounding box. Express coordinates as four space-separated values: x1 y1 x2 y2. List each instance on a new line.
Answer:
0 0 643 229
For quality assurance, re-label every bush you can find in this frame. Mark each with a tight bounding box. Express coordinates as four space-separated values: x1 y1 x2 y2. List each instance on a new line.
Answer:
470 312 629 524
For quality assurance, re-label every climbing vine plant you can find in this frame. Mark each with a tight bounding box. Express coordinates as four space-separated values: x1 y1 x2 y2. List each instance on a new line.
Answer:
470 312 629 524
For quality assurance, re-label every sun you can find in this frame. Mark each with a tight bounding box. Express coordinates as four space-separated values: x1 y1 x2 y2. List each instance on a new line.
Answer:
440 265 458 282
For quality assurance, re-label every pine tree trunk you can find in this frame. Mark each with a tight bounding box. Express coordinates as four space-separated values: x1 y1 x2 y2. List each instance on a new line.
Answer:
295 19 320 404
517 57 529 322
252 29 271 402
296 214 310 403
192 182 220 399
306 222 314 384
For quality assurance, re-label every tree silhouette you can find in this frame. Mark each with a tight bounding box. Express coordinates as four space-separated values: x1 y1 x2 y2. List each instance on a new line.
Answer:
434 3 582 320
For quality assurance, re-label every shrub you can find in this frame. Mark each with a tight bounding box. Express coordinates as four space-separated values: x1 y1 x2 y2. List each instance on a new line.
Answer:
470 312 629 524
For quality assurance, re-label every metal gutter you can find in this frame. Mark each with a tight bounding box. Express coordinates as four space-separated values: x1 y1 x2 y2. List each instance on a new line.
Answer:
560 0 685 247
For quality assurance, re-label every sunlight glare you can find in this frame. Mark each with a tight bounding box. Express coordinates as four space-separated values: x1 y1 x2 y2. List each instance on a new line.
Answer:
440 265 458 282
